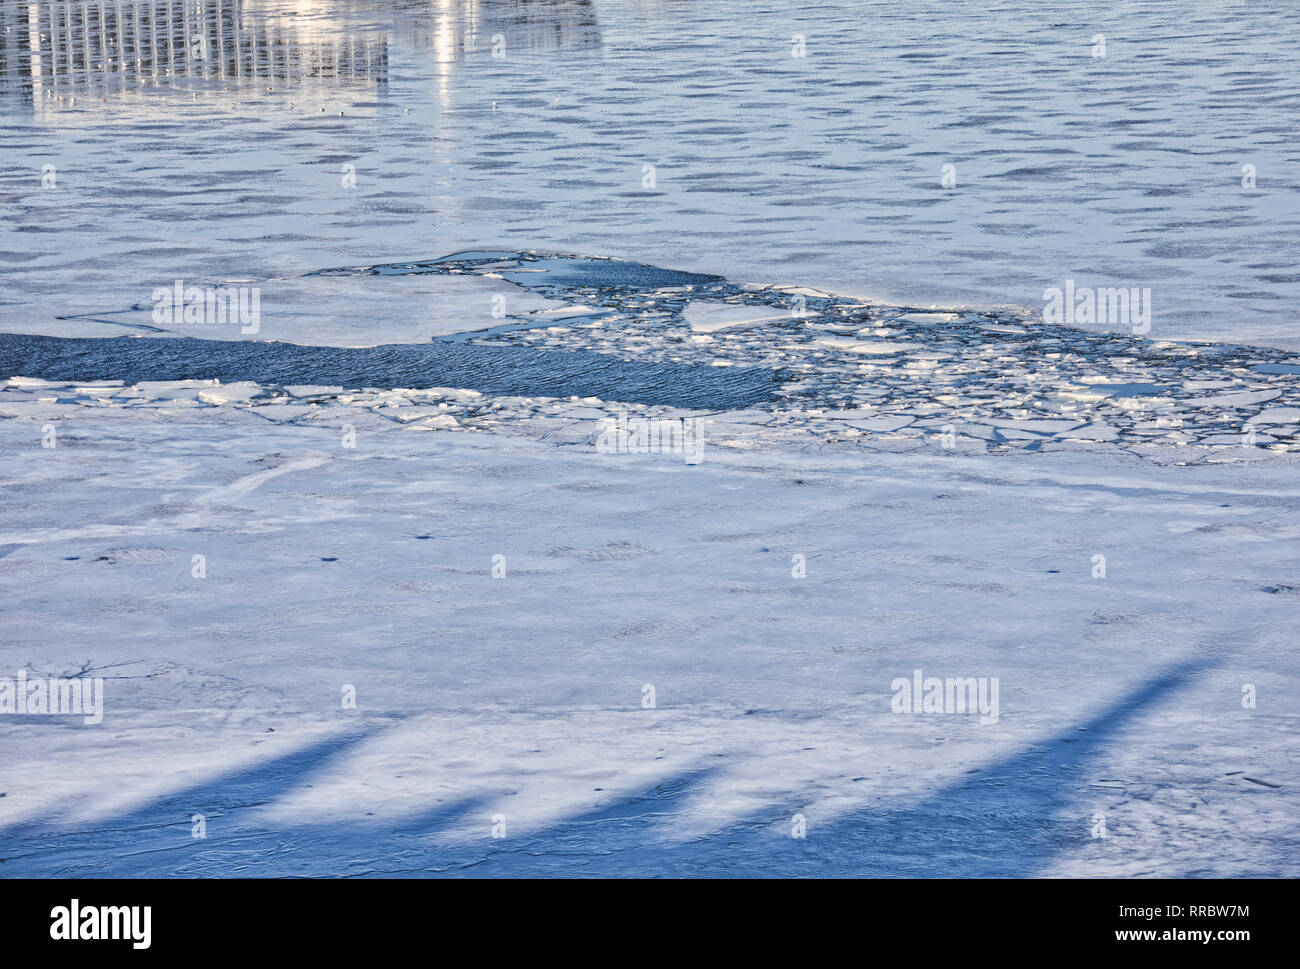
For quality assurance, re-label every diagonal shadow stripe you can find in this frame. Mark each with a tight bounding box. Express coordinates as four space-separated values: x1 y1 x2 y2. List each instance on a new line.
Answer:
0 659 1217 877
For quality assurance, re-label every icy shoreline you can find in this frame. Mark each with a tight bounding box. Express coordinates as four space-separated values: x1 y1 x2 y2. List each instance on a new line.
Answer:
2 369 1296 465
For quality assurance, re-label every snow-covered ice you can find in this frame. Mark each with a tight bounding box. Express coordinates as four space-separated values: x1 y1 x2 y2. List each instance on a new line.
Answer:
0 369 1296 876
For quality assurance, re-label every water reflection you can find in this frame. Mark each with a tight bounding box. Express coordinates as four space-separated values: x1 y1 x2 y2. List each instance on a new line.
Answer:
0 0 600 109
394 0 599 55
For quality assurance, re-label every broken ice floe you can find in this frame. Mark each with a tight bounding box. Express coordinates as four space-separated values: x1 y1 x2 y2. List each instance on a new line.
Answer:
303 251 1300 458
4 250 1300 460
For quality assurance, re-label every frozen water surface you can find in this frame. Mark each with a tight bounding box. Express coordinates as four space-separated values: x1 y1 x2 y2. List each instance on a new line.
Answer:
1 1 1298 878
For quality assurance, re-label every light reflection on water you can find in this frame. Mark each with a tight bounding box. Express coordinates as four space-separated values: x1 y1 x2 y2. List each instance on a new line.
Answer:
0 0 600 108
1 0 392 105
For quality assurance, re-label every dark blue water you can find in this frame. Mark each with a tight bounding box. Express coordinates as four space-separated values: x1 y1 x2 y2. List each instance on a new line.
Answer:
0 331 783 409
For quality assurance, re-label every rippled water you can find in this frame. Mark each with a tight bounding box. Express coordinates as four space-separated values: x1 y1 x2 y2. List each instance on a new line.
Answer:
1 0 1298 349
0 328 784 405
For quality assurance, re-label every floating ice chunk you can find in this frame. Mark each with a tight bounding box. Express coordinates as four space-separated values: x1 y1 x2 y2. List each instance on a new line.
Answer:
770 285 835 298
813 337 916 354
981 324 1028 335
823 408 882 420
1198 389 1282 408
197 382 262 405
808 322 860 334
846 415 914 432
993 419 1085 434
6 377 73 389
418 414 461 429
1250 407 1300 425
127 380 217 401
285 386 345 397
1071 382 1171 399
555 406 609 420
895 312 958 325
529 305 605 321
682 302 794 333
1205 447 1274 463
250 404 315 421
387 406 455 423
1059 388 1109 403
1065 424 1121 441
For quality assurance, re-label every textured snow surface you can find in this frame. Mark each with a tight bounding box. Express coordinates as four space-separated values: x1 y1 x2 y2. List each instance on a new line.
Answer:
1 380 1297 876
